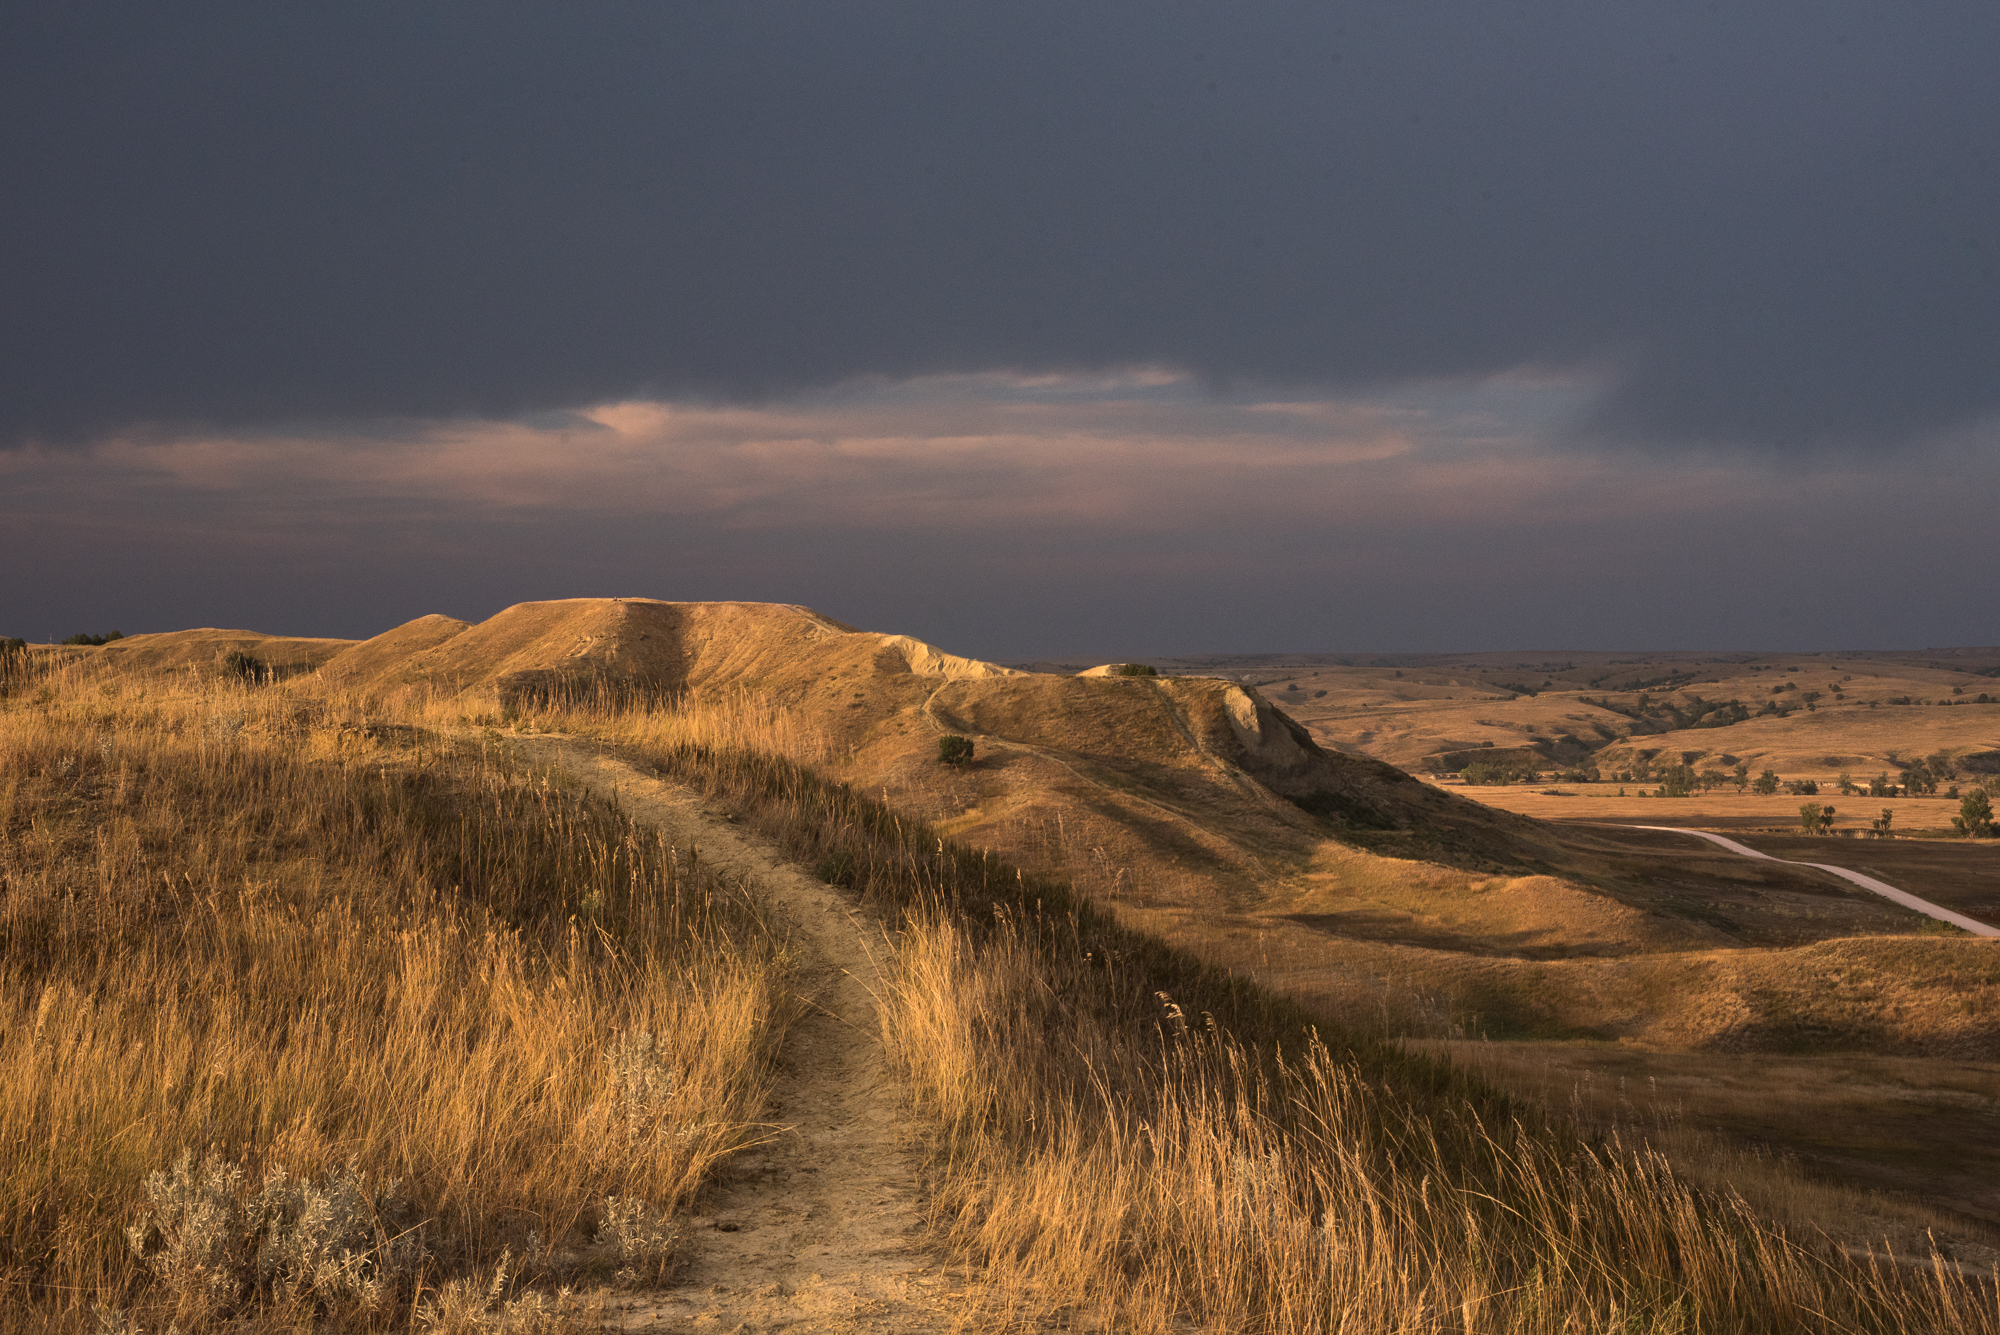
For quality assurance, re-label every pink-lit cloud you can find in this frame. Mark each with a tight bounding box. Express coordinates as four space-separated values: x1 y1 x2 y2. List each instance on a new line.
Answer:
6 369 1996 656
3 369 1835 537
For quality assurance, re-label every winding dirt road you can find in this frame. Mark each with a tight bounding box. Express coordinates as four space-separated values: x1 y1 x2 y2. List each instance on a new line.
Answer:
1635 825 2000 938
505 736 976 1333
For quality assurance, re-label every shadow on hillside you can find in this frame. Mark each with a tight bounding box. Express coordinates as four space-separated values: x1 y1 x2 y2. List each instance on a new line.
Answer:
1281 910 1629 961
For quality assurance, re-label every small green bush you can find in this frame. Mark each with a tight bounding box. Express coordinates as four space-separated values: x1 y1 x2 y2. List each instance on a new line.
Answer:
937 735 976 767
1108 663 1158 677
60 630 124 646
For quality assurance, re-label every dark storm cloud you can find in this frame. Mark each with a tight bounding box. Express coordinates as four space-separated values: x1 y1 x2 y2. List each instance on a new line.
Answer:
4 1 1997 450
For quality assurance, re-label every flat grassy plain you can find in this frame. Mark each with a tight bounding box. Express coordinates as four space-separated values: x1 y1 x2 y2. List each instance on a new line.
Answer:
1443 783 1982 833
1722 833 2000 922
1432 788 2000 928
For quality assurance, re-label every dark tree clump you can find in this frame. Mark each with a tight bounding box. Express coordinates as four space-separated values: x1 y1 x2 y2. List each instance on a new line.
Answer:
1955 791 1995 838
221 650 269 682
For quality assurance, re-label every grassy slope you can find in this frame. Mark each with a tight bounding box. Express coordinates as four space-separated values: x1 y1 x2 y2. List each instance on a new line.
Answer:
609 725 2000 1334
51 613 2000 1284
0 656 793 1332
83 611 2000 1058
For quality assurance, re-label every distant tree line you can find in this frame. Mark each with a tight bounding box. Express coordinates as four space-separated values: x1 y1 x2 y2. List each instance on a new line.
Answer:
1585 667 1704 693
1456 758 1601 785
1579 691 1758 734
1459 759 1534 785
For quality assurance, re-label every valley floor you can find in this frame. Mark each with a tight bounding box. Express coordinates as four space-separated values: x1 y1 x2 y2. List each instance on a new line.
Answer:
1441 782 1984 833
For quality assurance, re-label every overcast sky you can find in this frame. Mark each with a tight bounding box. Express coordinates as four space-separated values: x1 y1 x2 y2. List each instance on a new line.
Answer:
5 3 1996 657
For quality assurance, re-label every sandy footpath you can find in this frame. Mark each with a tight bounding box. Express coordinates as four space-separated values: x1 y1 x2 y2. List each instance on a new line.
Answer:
505 736 978 1334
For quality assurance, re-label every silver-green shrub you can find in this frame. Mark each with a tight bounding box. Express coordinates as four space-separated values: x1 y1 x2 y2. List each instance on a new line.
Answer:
126 1151 425 1318
598 1196 685 1286
605 1026 680 1145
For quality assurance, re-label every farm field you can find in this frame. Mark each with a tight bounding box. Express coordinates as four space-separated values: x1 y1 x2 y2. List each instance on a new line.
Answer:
1447 783 1981 832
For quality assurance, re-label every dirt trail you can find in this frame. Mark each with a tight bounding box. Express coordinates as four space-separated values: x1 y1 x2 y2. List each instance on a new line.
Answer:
505 736 974 1333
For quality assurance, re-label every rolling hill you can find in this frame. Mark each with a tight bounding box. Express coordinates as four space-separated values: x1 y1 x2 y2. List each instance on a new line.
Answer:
39 603 2000 1228
58 609 2000 1055
1049 647 2000 781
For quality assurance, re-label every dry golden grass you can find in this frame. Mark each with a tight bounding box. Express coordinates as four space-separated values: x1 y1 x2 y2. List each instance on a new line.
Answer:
504 683 837 770
1422 1040 2000 1260
524 695 2000 1333
0 653 796 1332
22 622 2000 1332
884 912 2000 1334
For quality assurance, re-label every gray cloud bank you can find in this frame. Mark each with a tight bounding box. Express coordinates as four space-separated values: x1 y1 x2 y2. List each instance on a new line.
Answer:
5 374 1995 656
6 1 1998 450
